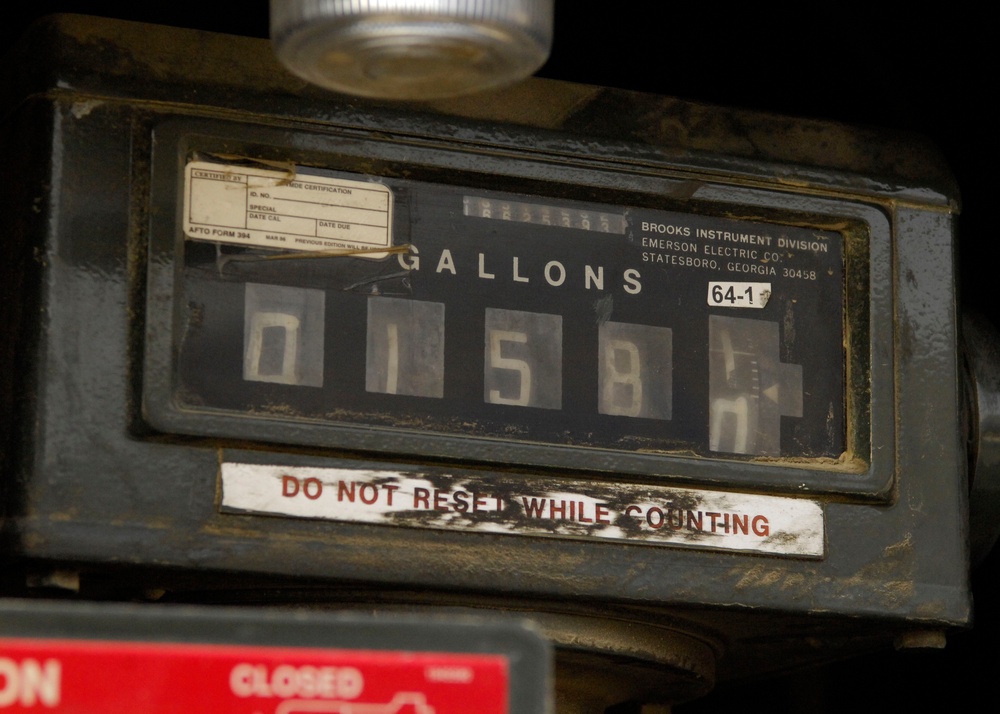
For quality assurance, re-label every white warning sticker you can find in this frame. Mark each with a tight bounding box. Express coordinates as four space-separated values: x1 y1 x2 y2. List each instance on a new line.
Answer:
220 463 826 557
183 161 393 254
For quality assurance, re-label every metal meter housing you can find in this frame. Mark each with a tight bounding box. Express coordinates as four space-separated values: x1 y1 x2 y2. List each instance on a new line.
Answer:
0 15 968 706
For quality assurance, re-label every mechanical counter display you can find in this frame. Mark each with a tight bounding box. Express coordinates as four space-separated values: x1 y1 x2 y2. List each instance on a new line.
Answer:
153 158 846 466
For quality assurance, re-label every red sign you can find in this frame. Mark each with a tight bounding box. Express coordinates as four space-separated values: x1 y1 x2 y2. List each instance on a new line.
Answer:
0 638 508 713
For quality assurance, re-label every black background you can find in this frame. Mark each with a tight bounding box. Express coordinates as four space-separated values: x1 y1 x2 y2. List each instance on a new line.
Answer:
5 4 995 711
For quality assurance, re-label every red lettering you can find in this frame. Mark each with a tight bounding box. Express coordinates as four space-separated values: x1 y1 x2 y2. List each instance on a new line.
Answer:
706 512 722 532
384 485 399 506
646 507 665 529
732 513 748 534
453 491 469 513
686 510 703 531
282 475 299 498
302 477 323 500
578 501 593 523
433 490 449 511
522 498 546 518
338 481 356 502
624 505 641 518
596 504 611 525
413 488 430 509
359 484 378 505
549 500 567 519
752 515 770 536
473 494 489 513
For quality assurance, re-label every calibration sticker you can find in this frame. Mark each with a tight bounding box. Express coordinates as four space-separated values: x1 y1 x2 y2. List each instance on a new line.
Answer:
182 161 393 253
220 463 825 557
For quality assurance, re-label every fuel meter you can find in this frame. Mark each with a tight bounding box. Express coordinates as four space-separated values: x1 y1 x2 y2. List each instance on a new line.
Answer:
0 15 978 712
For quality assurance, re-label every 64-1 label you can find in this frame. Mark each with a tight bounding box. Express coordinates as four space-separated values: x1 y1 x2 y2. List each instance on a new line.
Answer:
707 282 771 309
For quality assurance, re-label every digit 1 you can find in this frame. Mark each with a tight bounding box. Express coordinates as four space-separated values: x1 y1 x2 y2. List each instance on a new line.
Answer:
366 297 446 398
385 322 400 394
